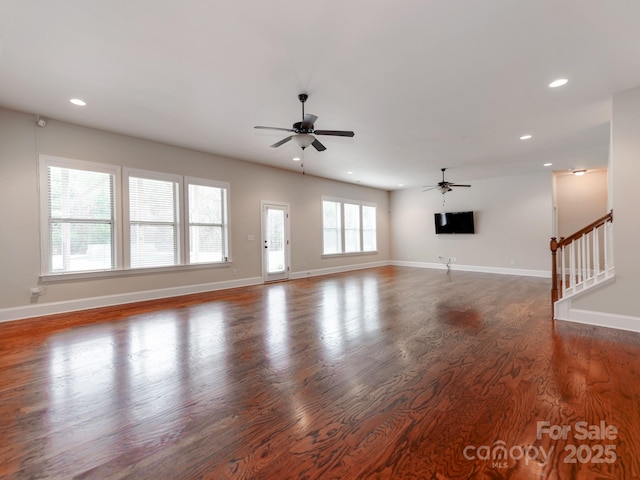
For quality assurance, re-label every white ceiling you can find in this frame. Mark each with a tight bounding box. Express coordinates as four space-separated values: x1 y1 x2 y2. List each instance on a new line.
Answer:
2 1 640 190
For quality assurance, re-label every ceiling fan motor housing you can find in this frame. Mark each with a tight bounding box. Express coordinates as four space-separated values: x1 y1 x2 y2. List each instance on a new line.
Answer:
292 121 311 133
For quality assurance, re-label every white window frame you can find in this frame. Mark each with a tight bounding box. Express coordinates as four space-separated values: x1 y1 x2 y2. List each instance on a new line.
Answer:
361 202 377 252
185 176 231 264
322 197 343 255
39 155 122 275
123 168 184 269
39 156 231 281
321 196 378 256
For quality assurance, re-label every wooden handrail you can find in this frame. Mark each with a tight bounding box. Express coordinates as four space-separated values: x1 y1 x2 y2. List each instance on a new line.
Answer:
550 209 613 317
557 210 613 248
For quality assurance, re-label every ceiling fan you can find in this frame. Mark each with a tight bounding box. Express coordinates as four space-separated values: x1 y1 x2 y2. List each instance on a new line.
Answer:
254 93 355 151
423 168 471 194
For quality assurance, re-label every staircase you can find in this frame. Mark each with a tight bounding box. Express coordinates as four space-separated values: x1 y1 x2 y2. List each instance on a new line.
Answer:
550 210 614 318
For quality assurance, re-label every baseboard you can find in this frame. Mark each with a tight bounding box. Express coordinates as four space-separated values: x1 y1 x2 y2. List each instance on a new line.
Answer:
390 260 551 278
0 260 392 322
0 260 547 323
553 274 640 333
289 260 391 280
0 276 263 323
555 308 640 333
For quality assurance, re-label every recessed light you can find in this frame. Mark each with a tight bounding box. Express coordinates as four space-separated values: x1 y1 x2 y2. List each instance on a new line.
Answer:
543 163 553 167
398 184 404 187
573 169 587 176
520 134 532 140
70 98 87 106
347 171 353 175
292 157 300 162
549 78 568 88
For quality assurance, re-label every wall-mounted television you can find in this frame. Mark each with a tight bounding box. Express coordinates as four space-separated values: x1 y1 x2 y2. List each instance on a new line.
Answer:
434 211 475 234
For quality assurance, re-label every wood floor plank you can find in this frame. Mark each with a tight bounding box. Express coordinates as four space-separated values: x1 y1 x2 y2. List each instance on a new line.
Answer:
1 266 640 479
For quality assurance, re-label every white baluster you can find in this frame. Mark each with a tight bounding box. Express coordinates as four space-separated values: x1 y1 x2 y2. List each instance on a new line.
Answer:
586 230 592 282
604 221 610 273
593 228 600 282
605 222 615 272
569 241 575 292
578 237 584 286
561 246 567 296
584 233 589 282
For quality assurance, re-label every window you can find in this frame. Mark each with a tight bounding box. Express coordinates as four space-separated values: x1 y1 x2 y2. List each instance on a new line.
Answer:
41 157 119 274
187 179 229 263
124 170 231 268
322 197 377 255
362 205 377 251
322 199 342 254
40 156 230 277
126 171 181 268
344 202 361 253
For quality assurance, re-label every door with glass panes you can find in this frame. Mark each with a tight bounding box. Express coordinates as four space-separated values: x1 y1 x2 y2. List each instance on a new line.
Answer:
261 202 290 282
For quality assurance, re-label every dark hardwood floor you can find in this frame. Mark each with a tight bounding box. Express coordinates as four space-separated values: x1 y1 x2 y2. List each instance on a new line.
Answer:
1 266 639 479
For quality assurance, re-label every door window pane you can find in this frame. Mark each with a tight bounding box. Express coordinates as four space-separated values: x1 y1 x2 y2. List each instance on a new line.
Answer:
267 209 285 273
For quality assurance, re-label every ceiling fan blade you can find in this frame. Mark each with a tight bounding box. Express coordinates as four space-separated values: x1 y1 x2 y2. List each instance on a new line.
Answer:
270 136 293 148
314 129 355 137
422 186 439 192
255 126 295 133
312 138 326 151
450 184 471 187
300 114 318 129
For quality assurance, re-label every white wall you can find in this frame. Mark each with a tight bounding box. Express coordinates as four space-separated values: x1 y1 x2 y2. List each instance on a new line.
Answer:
555 169 608 238
390 172 553 274
0 108 390 312
574 87 640 317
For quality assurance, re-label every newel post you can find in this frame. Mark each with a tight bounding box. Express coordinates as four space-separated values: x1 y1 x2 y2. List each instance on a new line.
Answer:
550 237 558 318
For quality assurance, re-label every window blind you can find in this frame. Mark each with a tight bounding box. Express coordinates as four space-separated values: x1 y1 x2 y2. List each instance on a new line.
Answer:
128 176 180 268
47 165 115 273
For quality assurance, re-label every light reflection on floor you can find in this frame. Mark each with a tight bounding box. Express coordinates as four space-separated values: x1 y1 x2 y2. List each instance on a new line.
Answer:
265 285 290 373
42 274 385 471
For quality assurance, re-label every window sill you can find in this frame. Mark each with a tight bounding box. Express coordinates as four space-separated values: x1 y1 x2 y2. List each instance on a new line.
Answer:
321 250 378 259
40 261 232 283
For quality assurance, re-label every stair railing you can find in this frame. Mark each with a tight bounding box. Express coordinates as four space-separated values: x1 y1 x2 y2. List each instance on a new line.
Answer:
550 210 614 315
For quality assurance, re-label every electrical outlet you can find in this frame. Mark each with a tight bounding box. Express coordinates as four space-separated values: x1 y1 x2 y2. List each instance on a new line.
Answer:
29 286 46 296
510 259 516 266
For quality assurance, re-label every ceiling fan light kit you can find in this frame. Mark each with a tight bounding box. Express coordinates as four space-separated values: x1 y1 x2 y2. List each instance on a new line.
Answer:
293 134 315 149
255 93 355 152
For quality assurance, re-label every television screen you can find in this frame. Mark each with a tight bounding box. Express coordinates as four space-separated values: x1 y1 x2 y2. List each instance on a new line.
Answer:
434 211 475 234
